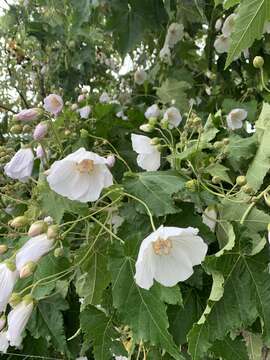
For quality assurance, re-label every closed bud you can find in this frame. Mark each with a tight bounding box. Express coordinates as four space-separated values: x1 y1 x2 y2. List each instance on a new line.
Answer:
242 184 253 194
150 137 160 145
28 221 48 237
185 179 199 192
54 247 64 257
33 121 48 140
71 103 78 111
10 124 22 134
236 175 247 186
264 193 270 208
192 117 201 126
0 315 6 331
213 141 223 149
0 244 8 254
106 155 115 168
64 129 71 136
253 56 264 69
9 292 22 308
47 225 59 239
212 176 221 184
80 129 89 138
223 138 230 145
148 117 157 126
22 124 32 133
139 124 153 133
20 261 37 278
9 216 28 228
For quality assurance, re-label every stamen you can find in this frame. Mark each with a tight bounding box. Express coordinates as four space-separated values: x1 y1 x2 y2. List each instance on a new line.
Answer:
76 159 94 173
152 237 172 255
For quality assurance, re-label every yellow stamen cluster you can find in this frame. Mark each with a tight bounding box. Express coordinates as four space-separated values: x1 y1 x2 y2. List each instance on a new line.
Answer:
76 159 94 173
152 238 172 255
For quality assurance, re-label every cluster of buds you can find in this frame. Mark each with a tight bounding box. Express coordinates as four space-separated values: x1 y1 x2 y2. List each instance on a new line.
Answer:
235 175 254 194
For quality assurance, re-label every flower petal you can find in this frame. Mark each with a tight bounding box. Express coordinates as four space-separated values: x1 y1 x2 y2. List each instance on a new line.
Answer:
131 134 153 154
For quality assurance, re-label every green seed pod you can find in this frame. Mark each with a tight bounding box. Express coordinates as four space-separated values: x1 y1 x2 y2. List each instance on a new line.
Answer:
212 176 221 184
253 56 264 69
242 184 253 194
236 175 247 186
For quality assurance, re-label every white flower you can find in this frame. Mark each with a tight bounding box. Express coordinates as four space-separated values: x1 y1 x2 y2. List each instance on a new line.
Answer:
135 226 207 289
131 134 160 171
134 69 147 85
78 105 91 119
166 23 184 48
16 234 54 275
116 110 128 121
214 35 230 54
222 14 236 37
7 298 34 347
159 44 171 64
163 107 182 128
0 262 18 312
4 148 34 182
0 331 8 353
47 147 113 202
99 92 110 103
226 108 248 130
43 94 63 115
144 104 160 120
215 18 222 31
202 206 217 232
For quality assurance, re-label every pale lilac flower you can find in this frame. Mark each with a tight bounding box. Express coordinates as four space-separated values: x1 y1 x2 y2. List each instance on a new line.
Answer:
131 134 160 171
78 106 91 119
14 108 40 122
44 94 63 115
33 122 48 140
4 148 34 182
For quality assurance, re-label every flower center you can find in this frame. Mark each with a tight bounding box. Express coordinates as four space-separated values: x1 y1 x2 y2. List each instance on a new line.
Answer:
51 97 61 108
76 159 94 173
230 111 240 121
152 237 172 255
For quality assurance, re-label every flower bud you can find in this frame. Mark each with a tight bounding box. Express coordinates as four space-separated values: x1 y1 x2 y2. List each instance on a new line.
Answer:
19 261 37 278
185 179 199 192
106 155 115 168
213 141 223 149
236 175 247 186
71 103 78 111
139 124 153 133
0 245 8 255
35 144 45 159
80 129 89 138
212 176 221 184
78 94 85 102
0 315 6 331
44 216 53 225
10 124 22 134
150 137 160 145
264 193 270 207
28 220 48 237
192 117 201 126
9 292 22 308
47 225 59 239
54 247 64 258
242 184 253 194
148 117 157 126
223 138 230 145
9 216 28 228
33 121 48 140
14 108 41 122
253 56 264 69
22 124 32 133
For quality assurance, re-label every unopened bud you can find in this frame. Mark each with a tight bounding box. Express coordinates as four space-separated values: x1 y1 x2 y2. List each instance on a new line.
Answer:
253 56 264 69
106 155 115 168
20 261 37 278
80 129 89 138
54 247 64 257
33 121 48 140
28 220 48 237
9 292 22 308
78 94 85 102
242 184 253 194
223 138 230 145
212 176 221 184
0 244 8 254
10 124 22 134
213 141 223 149
148 117 157 126
71 103 78 111
192 117 201 126
9 216 28 228
150 137 160 145
139 124 153 133
185 179 199 192
22 124 32 133
47 225 59 239
236 175 246 186
264 193 270 208
0 315 6 331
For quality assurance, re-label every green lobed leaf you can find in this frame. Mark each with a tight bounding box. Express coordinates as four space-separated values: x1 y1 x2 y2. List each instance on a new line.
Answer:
156 79 191 112
211 336 249 360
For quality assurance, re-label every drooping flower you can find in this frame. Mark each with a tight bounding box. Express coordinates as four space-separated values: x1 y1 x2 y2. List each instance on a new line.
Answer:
0 331 8 353
163 107 182 128
214 35 230 54
16 234 54 276
43 94 63 115
4 148 34 182
6 297 34 348
226 108 248 130
131 134 160 171
144 104 160 120
135 226 208 289
14 108 40 122
222 13 236 37
33 121 48 140
134 69 147 85
166 23 184 48
78 105 91 119
202 206 217 232
47 147 113 202
99 92 110 103
0 262 18 313
35 144 45 159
